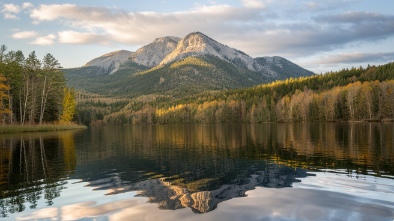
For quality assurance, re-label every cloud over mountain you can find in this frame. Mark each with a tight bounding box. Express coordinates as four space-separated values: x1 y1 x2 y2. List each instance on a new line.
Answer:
3 0 394 72
316 52 394 65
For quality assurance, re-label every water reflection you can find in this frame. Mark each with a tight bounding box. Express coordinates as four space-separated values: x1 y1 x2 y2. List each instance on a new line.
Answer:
70 123 393 213
275 123 394 176
1 123 394 219
87 165 311 213
0 130 81 218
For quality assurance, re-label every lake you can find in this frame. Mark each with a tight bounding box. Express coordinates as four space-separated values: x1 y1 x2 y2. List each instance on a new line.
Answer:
1 123 394 221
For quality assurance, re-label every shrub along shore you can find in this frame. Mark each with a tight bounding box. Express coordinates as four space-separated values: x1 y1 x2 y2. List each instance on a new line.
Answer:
0 124 87 134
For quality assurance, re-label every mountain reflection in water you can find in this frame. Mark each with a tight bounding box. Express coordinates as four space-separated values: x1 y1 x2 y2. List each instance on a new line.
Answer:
1 123 394 220
86 164 312 213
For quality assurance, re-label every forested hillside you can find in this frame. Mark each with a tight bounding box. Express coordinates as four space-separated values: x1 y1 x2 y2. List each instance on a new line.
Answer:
75 62 394 125
65 55 313 98
0 45 75 124
64 32 314 98
66 55 260 97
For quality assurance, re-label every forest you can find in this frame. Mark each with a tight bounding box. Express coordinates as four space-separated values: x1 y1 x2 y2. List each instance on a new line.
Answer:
75 62 394 125
0 45 75 125
5 42 389 126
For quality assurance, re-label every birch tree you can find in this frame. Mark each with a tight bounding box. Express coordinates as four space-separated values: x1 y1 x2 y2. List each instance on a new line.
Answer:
22 51 41 124
39 53 61 124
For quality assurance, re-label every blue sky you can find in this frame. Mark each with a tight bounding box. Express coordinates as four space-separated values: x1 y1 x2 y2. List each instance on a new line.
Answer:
1 0 394 73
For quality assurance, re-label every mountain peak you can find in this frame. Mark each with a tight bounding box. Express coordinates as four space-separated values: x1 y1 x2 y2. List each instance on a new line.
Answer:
160 32 221 65
99 50 130 58
160 32 257 71
184 31 206 38
184 32 218 44
131 36 181 67
66 32 314 98
84 50 132 74
153 36 181 43
78 32 313 82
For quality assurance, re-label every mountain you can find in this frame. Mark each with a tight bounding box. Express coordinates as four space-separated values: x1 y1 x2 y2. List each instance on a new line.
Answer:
64 32 314 98
84 50 132 75
254 56 314 79
160 32 257 70
131 36 181 67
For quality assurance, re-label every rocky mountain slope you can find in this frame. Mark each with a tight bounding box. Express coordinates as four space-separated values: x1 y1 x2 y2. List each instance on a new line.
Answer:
65 32 314 98
160 32 257 70
84 50 132 75
131 36 181 67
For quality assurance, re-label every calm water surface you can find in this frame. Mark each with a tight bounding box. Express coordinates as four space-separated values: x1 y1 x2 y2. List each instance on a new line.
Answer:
1 123 394 221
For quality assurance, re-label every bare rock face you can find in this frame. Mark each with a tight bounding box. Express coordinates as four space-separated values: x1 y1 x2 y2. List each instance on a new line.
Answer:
78 31 313 81
84 50 132 74
160 32 259 72
131 36 181 67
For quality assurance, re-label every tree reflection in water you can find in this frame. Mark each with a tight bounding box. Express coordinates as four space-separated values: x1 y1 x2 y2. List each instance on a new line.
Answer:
0 131 78 218
71 123 394 214
1 123 394 218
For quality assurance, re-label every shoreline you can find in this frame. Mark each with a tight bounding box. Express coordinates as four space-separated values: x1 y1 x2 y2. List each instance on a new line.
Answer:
0 124 87 134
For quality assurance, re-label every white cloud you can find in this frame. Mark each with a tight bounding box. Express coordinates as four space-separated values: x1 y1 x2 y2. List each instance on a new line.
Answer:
2 3 21 13
242 0 265 8
304 1 319 10
3 13 18 19
30 34 56 45
30 4 75 22
1 2 34 19
10 1 394 72
2 3 21 19
28 3 267 45
315 52 394 64
58 31 110 45
22 2 34 9
12 31 38 39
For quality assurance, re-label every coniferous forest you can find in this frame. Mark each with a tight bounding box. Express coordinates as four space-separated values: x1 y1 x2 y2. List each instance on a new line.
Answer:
75 62 394 125
0 45 75 125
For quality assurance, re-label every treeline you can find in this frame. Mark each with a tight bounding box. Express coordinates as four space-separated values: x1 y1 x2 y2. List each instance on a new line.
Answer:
0 45 75 125
76 62 394 125
153 80 393 124
75 99 129 125
155 62 393 110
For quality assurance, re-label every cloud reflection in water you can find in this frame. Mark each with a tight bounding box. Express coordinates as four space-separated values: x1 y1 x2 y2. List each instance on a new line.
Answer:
17 172 394 221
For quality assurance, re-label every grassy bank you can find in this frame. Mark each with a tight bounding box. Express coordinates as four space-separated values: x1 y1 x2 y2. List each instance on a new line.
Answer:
0 124 87 134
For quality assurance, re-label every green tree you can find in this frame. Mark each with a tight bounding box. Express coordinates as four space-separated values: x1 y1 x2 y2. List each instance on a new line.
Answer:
21 51 41 124
39 53 63 124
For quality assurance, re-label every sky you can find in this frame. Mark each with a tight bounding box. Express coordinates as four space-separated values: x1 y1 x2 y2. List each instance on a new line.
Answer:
1 0 394 73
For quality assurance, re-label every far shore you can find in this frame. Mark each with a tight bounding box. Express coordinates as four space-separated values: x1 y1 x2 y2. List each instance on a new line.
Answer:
0 124 87 134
